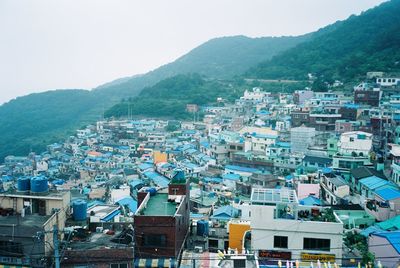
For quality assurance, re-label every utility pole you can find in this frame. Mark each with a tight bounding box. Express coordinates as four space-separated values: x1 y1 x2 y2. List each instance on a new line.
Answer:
53 225 60 268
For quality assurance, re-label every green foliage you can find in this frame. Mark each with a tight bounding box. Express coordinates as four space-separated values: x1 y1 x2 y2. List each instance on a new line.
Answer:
0 90 108 161
0 36 307 161
246 0 400 82
94 35 309 99
344 232 375 265
105 74 246 119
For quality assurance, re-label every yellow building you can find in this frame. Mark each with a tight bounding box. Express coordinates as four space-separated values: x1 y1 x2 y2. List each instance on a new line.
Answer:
228 221 251 253
153 151 168 164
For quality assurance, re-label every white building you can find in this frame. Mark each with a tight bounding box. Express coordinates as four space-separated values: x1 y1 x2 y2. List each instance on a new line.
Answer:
320 174 350 205
337 131 372 156
250 188 343 264
290 126 316 154
332 131 373 175
376 77 400 87
242 87 267 102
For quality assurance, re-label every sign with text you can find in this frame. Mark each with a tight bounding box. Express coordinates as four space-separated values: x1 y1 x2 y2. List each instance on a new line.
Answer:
259 250 292 260
301 253 335 262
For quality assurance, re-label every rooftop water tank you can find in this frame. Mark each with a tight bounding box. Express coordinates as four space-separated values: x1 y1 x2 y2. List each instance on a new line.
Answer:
17 177 31 192
30 176 48 193
72 199 87 221
197 220 209 237
146 187 157 196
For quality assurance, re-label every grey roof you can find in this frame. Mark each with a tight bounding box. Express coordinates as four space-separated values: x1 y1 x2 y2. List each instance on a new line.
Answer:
351 166 386 180
329 176 347 187
303 155 332 165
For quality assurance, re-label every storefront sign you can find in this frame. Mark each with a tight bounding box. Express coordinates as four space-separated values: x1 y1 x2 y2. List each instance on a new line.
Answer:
259 250 292 260
301 253 335 262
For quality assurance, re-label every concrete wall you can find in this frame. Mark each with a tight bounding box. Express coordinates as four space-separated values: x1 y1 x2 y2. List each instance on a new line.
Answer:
251 205 343 264
369 235 400 268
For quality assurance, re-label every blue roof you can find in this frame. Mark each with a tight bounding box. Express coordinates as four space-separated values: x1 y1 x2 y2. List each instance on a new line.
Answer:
200 141 210 148
87 200 104 208
322 167 333 174
116 197 138 213
225 165 259 173
129 179 144 189
373 231 400 253
276 142 291 148
375 188 400 201
359 176 390 190
185 148 198 154
344 103 360 109
251 133 278 139
285 174 294 180
222 173 241 181
143 171 170 188
203 177 222 184
211 205 239 220
299 195 322 206
82 187 91 195
101 209 121 222
360 226 383 237
138 163 153 171
182 162 199 169
190 213 205 219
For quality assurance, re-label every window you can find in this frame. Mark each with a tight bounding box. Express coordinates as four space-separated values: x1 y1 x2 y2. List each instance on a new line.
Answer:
143 234 166 247
274 236 288 248
303 238 330 251
110 265 128 268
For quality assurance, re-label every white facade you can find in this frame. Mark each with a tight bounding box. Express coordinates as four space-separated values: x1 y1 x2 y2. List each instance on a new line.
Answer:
337 131 372 155
290 126 316 154
242 87 267 102
250 189 343 264
376 77 400 87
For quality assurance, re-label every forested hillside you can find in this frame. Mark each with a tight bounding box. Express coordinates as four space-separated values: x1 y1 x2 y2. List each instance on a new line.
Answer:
246 0 400 82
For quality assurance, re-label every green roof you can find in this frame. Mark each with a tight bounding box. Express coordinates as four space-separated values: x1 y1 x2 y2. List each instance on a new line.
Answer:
376 215 400 231
141 194 177 216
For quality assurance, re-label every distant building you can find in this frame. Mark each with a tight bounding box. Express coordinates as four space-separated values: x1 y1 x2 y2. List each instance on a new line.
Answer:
290 126 316 154
376 77 400 87
293 90 314 105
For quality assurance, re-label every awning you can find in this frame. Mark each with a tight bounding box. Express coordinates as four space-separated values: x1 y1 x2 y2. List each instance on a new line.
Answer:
134 258 176 268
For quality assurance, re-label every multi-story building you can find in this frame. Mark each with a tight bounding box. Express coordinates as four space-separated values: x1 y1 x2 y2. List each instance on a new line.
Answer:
134 172 190 261
332 131 373 178
320 173 350 205
290 126 316 154
309 113 341 131
250 188 343 265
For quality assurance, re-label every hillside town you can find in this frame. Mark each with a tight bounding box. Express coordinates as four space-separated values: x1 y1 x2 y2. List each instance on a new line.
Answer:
1 73 400 268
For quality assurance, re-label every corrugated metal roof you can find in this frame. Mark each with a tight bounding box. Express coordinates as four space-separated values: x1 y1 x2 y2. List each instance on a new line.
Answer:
375 187 400 201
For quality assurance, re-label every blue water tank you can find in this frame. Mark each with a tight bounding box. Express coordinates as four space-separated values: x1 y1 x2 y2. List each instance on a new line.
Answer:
197 220 209 236
17 177 31 192
72 199 87 221
147 188 157 196
234 197 240 204
30 176 48 193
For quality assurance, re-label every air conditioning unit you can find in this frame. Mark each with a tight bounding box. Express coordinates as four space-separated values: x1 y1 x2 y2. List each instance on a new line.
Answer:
96 227 104 233
194 246 203 253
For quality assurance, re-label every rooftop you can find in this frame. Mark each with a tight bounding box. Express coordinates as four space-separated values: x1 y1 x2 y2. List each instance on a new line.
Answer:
141 193 177 216
250 188 298 204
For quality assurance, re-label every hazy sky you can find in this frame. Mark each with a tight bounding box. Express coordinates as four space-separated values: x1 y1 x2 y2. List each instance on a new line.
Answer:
0 0 387 104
